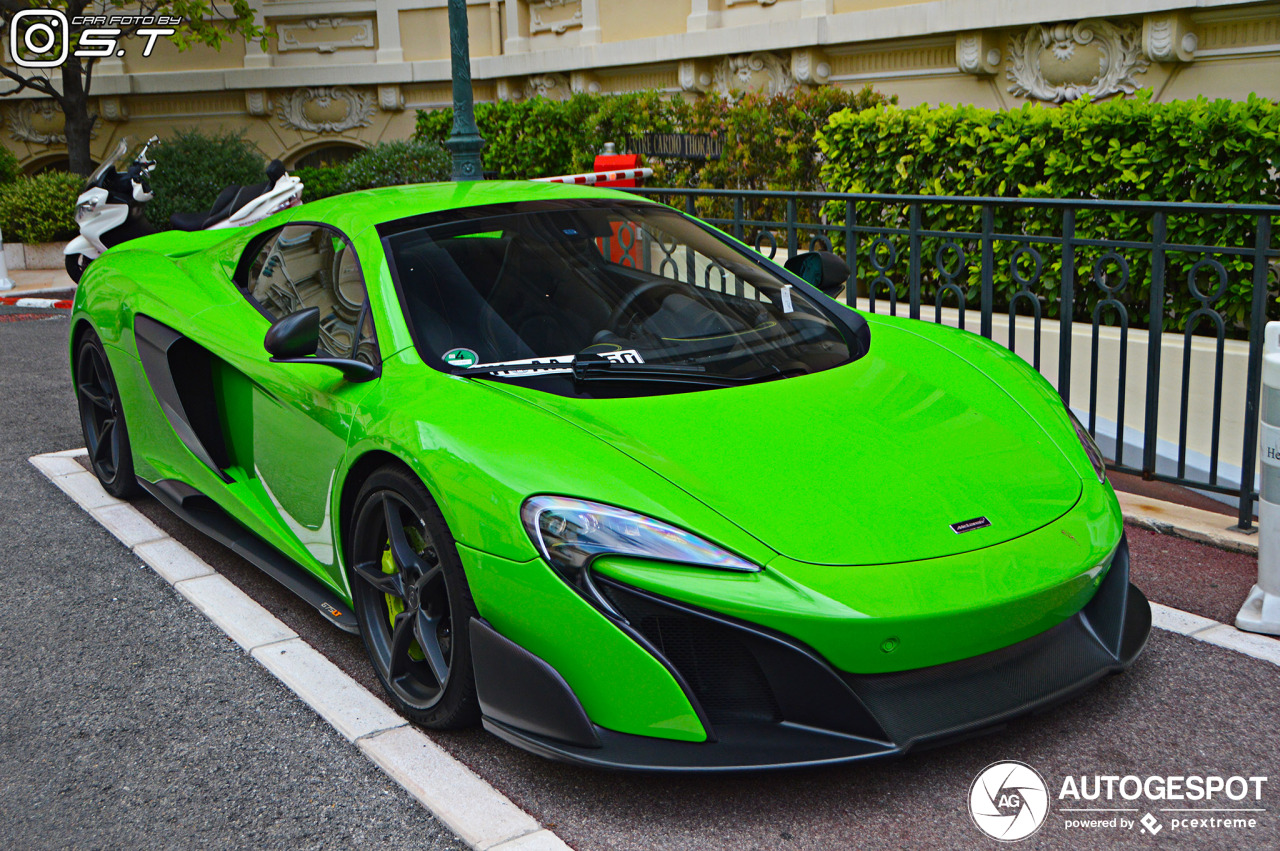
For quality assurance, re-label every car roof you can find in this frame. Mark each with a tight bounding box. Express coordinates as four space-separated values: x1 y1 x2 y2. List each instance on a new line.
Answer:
293 179 651 238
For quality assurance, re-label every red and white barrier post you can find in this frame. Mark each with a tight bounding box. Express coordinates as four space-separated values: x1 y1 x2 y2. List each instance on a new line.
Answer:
534 167 653 187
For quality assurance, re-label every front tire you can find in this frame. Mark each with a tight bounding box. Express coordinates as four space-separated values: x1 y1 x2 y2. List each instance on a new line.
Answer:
349 466 480 729
74 329 139 498
65 253 87 283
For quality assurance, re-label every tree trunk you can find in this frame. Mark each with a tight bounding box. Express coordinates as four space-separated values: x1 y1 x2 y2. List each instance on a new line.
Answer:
61 58 94 176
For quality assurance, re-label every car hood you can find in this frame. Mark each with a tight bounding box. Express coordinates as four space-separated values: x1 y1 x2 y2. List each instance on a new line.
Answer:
497 320 1083 566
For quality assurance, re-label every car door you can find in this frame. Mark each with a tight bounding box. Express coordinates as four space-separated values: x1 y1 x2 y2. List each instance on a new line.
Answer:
217 223 380 587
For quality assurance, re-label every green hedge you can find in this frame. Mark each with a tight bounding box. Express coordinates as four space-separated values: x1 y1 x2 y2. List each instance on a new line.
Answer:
293 165 346 201
414 87 892 203
0 148 20 188
417 95 603 181
817 93 1280 331
146 130 266 229
0 171 82 243
341 138 450 191
294 139 451 202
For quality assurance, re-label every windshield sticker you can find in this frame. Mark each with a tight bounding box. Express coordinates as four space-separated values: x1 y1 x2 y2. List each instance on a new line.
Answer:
780 284 795 314
469 349 645 377
442 348 479 368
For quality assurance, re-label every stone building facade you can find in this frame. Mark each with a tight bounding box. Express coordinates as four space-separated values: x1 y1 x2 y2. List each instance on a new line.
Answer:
3 0 1279 172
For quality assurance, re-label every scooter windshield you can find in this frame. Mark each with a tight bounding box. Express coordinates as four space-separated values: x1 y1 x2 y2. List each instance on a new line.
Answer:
84 138 131 191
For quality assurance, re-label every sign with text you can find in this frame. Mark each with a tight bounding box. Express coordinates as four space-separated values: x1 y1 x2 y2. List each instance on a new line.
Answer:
632 133 723 161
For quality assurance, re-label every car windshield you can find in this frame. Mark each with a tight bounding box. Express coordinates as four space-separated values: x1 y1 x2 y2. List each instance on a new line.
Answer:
383 200 855 396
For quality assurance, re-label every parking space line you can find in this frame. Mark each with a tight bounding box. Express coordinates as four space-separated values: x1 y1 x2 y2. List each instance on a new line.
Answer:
29 448 570 851
1149 602 1220 637
173 572 299 651
358 725 547 850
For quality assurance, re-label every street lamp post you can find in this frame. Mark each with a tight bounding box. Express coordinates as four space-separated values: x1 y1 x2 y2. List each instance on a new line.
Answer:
445 0 485 181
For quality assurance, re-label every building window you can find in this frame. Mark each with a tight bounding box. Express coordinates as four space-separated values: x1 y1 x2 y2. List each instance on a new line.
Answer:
291 143 364 170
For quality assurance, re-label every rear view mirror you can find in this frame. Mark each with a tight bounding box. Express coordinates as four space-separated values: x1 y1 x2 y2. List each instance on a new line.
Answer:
264 307 376 382
264 307 320 358
785 251 850 298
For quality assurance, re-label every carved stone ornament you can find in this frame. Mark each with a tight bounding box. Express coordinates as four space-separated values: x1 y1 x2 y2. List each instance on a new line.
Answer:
245 90 270 117
791 47 831 86
1007 19 1150 103
378 84 404 112
524 73 570 100
570 71 601 95
1143 12 1198 63
679 59 715 93
712 53 795 97
98 96 127 123
5 99 85 144
529 0 583 36
956 31 1002 76
496 78 518 101
276 87 375 134
277 17 375 54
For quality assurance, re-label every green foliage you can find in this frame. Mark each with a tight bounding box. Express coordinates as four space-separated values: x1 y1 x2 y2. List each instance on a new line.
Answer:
414 87 892 212
416 95 603 180
817 93 1280 331
293 165 347 201
145 130 265 228
341 139 451 191
0 171 82 243
0 148 20 188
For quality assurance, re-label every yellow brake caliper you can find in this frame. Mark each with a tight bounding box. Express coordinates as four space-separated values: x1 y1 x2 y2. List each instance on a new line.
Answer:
383 529 425 661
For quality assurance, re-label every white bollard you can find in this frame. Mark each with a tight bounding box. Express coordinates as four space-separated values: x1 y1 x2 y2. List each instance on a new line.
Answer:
0 224 13 291
1237 320 1280 635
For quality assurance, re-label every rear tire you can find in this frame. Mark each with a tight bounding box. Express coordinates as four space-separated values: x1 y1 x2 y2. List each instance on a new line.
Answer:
65 253 87 283
73 329 140 499
349 465 480 729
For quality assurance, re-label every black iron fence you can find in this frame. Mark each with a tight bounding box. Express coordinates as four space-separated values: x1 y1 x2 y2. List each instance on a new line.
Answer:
629 187 1280 530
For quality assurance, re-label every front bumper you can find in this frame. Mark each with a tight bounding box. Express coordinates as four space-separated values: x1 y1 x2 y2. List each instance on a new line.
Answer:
474 534 1150 771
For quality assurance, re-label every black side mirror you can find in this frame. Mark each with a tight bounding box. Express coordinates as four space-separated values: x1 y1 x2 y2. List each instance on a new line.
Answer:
265 307 319 358
785 251 850 298
264 307 376 383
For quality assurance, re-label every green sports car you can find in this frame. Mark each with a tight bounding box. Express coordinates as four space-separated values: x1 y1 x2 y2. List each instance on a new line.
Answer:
70 180 1150 771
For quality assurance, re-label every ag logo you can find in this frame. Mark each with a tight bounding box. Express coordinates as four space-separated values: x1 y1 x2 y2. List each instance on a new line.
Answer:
968 761 1049 842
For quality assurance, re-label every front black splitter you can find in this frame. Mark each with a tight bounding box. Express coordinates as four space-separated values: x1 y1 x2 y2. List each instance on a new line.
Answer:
483 717 897 772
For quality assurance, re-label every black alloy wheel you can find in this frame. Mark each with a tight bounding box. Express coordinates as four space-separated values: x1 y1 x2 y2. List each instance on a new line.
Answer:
74 330 139 498
350 466 479 728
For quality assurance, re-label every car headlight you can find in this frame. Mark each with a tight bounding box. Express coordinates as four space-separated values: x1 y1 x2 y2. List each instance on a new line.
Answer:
1068 411 1107 483
521 496 760 576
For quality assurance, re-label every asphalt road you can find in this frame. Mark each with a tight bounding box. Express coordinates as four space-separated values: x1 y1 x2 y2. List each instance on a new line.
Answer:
0 316 465 851
7 314 1280 850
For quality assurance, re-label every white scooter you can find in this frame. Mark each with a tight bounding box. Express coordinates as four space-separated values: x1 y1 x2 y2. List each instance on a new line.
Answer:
65 136 304 282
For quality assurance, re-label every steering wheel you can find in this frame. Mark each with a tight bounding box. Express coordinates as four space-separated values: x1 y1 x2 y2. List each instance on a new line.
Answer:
607 280 685 333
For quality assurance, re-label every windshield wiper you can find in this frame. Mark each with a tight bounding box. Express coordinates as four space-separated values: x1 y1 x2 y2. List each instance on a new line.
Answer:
453 354 738 387
455 355 809 387
568 355 739 386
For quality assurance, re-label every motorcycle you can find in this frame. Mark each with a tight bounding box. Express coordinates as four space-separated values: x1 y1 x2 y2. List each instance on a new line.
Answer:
65 136 304 282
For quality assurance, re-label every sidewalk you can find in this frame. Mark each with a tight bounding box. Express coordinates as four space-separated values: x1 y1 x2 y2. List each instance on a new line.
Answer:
0 268 74 297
